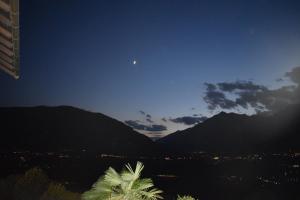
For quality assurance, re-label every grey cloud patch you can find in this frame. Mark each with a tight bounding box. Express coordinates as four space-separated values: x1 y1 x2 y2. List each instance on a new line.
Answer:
286 66 300 84
148 124 167 131
146 114 152 119
203 66 300 112
203 83 236 110
138 111 154 123
217 81 267 92
146 118 154 123
125 120 167 131
139 110 152 119
170 116 208 125
161 117 167 122
205 83 217 91
276 78 284 82
139 111 146 115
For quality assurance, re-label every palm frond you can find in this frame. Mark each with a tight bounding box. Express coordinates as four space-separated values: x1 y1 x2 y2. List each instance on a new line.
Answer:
82 161 164 200
139 188 164 200
104 167 123 186
132 178 154 191
125 161 144 181
81 177 112 200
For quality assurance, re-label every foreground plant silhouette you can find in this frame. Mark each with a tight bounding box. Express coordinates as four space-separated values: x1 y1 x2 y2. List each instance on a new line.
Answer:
0 167 80 200
82 161 163 200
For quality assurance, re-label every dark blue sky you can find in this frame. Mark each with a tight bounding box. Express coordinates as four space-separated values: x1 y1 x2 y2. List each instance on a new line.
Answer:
1 0 300 137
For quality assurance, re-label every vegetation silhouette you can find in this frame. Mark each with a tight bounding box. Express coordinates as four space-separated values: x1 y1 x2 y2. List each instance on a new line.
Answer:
0 167 80 200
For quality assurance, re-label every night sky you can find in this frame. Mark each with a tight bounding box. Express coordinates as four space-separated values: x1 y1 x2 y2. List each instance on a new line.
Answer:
1 0 300 138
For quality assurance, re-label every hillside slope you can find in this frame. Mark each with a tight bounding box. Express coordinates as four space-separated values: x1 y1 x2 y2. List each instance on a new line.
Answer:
0 106 155 155
158 104 300 153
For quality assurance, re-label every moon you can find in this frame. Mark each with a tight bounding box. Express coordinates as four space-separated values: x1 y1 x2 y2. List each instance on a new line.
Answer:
133 60 137 65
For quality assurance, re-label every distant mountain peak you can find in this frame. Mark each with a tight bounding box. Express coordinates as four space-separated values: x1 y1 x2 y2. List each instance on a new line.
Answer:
158 104 300 153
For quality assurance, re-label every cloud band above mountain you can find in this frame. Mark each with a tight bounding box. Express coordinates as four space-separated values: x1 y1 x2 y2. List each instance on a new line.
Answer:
203 66 300 112
125 120 167 131
169 116 208 125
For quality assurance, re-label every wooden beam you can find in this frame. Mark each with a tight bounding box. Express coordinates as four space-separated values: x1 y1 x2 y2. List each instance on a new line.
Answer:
0 64 18 79
11 0 19 74
0 35 12 48
0 43 13 56
0 15 11 27
0 0 11 12
0 25 12 38
0 0 19 79
0 50 12 63
0 57 14 70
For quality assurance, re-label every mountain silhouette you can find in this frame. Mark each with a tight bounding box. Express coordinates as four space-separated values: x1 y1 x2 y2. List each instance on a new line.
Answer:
158 104 300 154
1 105 299 155
0 106 155 155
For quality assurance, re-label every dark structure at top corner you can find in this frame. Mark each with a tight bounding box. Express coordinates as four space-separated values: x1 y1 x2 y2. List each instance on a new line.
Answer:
0 0 19 79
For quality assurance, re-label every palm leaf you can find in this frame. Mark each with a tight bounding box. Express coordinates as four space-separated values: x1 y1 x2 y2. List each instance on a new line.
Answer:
82 162 164 200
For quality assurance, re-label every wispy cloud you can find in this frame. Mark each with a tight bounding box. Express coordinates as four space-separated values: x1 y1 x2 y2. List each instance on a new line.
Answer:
203 66 300 113
146 114 152 118
125 120 167 131
161 117 167 122
139 110 146 115
169 116 208 125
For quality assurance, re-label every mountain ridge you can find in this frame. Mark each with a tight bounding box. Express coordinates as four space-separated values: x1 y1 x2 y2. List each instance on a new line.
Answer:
1 104 299 155
157 104 300 154
0 106 155 155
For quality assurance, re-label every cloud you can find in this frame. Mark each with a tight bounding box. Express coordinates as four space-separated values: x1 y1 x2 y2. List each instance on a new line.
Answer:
276 78 284 82
139 110 152 119
146 118 154 123
286 66 300 84
139 110 146 115
148 124 167 131
203 66 300 113
217 81 267 92
125 120 167 131
138 111 154 123
161 117 167 122
170 116 208 125
203 83 236 110
146 114 152 119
